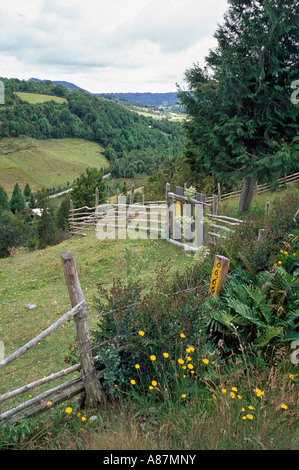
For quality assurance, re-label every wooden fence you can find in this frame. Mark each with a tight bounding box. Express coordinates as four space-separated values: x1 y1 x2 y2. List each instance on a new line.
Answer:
206 171 299 203
69 183 244 250
0 250 108 427
0 248 232 427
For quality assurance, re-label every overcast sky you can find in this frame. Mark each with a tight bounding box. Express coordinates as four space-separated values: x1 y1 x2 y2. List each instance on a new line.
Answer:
0 0 228 93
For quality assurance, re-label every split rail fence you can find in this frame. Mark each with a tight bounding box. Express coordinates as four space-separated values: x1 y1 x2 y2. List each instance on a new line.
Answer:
69 183 244 250
0 250 109 427
206 170 299 204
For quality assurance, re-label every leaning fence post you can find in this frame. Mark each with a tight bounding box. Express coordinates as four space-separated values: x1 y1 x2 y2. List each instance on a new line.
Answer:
95 187 99 207
60 250 106 408
209 255 230 295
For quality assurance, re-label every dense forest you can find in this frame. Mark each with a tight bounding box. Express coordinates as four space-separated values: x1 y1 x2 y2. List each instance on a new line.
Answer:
0 78 185 179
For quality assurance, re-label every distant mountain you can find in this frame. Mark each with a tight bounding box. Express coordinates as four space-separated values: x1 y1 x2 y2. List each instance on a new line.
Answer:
28 78 179 108
96 92 180 108
28 78 91 94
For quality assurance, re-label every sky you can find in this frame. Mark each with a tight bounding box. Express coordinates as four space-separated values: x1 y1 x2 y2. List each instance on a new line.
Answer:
0 0 229 93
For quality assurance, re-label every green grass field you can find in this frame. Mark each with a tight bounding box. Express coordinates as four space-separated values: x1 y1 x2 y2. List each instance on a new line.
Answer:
0 235 192 410
0 136 108 195
15 92 67 105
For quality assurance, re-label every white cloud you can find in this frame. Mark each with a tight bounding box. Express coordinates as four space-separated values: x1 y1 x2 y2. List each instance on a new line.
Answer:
0 0 228 92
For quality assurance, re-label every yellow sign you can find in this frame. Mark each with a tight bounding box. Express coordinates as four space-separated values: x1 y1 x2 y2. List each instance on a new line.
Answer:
176 201 181 217
209 258 223 295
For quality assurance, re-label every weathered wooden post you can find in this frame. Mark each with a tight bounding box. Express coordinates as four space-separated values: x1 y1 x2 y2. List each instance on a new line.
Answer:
130 183 135 205
141 186 145 205
95 187 99 207
209 195 218 246
195 192 206 247
167 191 174 240
265 201 270 216
217 182 221 202
60 250 106 408
209 255 230 295
175 186 184 242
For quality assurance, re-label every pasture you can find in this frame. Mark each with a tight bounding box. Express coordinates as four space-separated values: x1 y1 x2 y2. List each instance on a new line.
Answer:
0 136 108 195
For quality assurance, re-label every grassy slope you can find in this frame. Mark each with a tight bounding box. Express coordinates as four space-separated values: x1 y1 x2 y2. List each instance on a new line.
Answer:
0 136 108 196
15 92 67 105
0 235 192 407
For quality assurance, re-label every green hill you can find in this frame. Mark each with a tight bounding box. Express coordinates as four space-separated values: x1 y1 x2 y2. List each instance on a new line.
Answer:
0 136 108 195
0 77 185 182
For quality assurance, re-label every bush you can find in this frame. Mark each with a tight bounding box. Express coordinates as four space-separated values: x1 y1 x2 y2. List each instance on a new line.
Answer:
218 192 299 275
91 252 216 399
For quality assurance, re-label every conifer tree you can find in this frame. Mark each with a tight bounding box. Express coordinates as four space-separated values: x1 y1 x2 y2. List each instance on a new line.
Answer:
0 185 9 211
178 0 298 212
10 183 25 213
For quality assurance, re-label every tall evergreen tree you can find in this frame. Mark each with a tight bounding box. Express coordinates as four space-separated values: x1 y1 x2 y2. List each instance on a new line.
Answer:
0 185 9 211
70 167 107 208
178 0 298 212
23 182 31 200
10 183 25 213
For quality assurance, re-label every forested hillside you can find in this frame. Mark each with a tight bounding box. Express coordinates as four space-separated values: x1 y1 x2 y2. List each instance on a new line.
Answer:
0 78 185 179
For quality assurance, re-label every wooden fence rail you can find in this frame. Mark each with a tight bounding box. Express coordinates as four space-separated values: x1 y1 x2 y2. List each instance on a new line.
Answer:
0 250 107 427
206 171 299 203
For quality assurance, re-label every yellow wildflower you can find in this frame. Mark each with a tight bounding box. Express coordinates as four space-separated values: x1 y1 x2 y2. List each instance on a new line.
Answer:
246 414 253 420
202 358 209 364
178 358 184 364
130 379 136 385
151 380 157 387
65 407 72 414
150 355 156 361
135 364 140 369
180 333 186 338
281 404 288 410
138 330 145 336
181 394 186 398
187 364 194 370
163 352 169 358
232 387 238 392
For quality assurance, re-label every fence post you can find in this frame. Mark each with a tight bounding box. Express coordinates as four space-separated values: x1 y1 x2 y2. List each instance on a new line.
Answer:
60 249 106 408
195 192 206 247
130 183 135 205
265 201 270 216
141 186 145 205
175 186 184 242
209 255 230 295
95 187 99 207
167 192 174 240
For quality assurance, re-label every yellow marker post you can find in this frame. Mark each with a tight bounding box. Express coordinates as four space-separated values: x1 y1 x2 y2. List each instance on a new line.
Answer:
209 255 230 295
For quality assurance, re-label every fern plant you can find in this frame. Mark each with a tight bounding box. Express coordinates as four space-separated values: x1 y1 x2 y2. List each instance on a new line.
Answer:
204 266 299 349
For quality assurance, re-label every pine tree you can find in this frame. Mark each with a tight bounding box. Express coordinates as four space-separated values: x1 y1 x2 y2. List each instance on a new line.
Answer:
0 185 9 211
178 0 298 212
10 183 25 213
37 201 58 248
70 167 107 208
23 183 31 200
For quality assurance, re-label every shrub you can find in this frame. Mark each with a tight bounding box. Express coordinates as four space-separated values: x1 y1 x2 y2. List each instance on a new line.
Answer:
91 254 215 399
